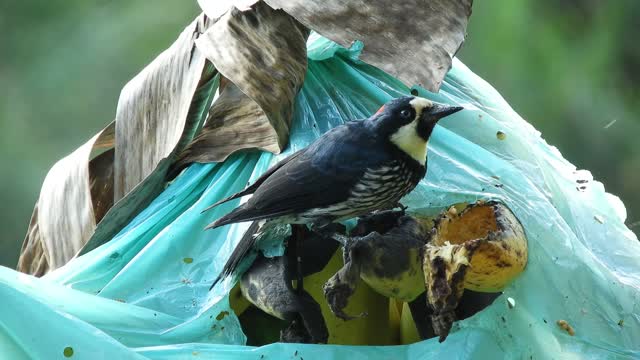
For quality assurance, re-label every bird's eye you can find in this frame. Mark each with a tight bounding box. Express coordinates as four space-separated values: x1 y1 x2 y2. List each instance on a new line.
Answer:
400 109 411 119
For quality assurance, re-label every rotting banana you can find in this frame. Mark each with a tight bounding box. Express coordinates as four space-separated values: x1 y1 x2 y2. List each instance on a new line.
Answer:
424 200 528 341
423 238 480 341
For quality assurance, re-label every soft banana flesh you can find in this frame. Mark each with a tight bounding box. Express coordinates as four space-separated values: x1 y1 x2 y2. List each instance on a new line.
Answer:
424 200 528 341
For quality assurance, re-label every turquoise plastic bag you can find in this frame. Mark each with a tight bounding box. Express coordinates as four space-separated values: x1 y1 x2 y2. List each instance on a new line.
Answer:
1 34 639 359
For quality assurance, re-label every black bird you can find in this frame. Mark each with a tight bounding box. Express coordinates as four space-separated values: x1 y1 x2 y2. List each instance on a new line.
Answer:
205 96 463 286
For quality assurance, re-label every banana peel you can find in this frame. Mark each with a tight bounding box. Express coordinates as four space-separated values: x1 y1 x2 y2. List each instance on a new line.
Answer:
423 239 479 341
322 201 527 343
424 200 528 341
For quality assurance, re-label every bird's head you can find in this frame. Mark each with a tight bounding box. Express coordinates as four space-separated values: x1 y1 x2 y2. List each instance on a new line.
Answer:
370 96 463 164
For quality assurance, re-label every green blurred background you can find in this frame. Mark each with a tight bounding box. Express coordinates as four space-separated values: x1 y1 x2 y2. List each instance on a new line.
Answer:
1 1 638 268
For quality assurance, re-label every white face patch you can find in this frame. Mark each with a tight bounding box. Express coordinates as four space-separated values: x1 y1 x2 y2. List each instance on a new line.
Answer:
390 97 433 165
409 97 433 117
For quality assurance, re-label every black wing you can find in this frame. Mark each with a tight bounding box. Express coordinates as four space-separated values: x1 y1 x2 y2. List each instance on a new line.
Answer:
207 121 388 229
201 150 303 214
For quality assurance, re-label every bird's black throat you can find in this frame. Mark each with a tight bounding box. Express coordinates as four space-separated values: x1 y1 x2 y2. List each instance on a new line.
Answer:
417 116 438 142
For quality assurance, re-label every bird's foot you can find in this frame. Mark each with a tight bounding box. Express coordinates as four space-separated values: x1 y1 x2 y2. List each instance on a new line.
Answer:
351 209 406 237
309 222 346 245
340 234 369 263
394 202 408 213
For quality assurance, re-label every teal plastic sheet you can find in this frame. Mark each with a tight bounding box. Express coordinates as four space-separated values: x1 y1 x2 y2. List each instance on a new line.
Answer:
2 33 639 359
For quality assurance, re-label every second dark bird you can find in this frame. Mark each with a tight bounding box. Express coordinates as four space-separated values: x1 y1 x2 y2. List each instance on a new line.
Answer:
205 96 463 286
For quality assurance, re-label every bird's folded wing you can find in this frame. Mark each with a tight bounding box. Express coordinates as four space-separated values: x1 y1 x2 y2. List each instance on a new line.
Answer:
229 122 389 221
201 149 304 213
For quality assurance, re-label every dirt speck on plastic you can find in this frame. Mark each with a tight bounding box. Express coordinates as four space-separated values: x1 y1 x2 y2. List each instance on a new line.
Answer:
557 319 575 336
63 347 74 357
216 311 230 321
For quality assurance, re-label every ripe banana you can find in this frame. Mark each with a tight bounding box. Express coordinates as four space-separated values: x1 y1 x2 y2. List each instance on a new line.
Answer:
424 200 528 341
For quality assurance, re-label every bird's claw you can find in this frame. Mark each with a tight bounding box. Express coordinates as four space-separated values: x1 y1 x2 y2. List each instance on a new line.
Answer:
310 222 345 240
351 209 406 237
341 235 361 262
394 202 408 213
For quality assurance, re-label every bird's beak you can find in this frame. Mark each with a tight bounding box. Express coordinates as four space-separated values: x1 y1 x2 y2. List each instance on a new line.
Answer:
416 102 463 141
428 103 464 122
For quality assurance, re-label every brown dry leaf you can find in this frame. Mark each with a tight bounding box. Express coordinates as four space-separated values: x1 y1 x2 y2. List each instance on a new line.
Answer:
197 0 260 21
17 204 47 276
78 25 221 257
22 14 221 267
83 4 308 254
113 14 214 201
17 122 115 274
172 81 280 173
187 2 308 164
262 0 472 92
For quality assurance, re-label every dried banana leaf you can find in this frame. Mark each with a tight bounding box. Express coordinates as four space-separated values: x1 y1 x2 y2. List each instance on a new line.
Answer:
198 0 472 92
82 4 309 254
172 81 281 173
113 14 213 201
186 1 308 164
20 15 220 266
197 0 260 21
263 0 472 92
17 122 115 274
77 64 219 257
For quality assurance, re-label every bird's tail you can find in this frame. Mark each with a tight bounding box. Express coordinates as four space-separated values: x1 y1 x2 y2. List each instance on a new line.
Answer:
201 188 251 214
204 203 250 230
209 220 263 290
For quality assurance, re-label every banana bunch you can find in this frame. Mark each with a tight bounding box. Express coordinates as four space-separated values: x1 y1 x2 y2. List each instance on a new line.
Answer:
231 200 527 345
231 249 401 345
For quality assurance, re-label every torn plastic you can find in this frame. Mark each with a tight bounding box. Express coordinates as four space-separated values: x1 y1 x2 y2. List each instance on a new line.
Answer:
1 34 639 359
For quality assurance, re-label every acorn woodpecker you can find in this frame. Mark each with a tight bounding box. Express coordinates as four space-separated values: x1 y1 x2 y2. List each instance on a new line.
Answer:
205 96 463 285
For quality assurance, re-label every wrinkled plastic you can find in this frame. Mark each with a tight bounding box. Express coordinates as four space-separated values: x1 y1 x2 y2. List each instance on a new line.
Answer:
1 33 639 359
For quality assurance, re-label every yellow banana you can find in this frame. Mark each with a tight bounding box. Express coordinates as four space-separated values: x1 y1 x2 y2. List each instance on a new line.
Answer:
230 249 399 345
424 200 528 340
305 250 399 345
428 201 528 292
